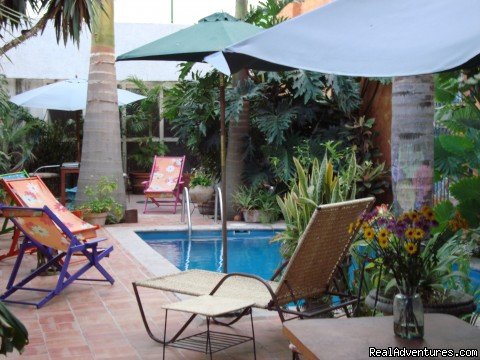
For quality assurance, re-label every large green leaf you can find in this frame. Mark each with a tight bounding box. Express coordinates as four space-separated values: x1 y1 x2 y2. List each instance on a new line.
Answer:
438 134 474 156
433 200 455 233
327 75 361 114
450 177 480 202
253 100 296 146
450 177 480 227
456 200 480 228
441 105 480 133
434 72 460 104
290 70 325 104
0 302 28 355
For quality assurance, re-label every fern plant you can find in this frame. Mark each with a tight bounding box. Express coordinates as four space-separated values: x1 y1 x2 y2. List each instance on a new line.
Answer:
274 153 357 258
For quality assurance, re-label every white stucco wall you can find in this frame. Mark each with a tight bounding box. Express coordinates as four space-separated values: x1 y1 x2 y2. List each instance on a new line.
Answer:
0 22 210 82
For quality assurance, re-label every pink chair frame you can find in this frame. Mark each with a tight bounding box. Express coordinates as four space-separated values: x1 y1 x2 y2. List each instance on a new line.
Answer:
143 156 185 214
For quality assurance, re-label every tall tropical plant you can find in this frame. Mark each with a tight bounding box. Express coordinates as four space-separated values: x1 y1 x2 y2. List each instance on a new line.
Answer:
76 0 126 208
274 152 357 257
164 69 221 176
391 75 434 214
0 0 101 56
124 76 168 172
124 76 162 138
434 70 480 181
245 0 293 28
0 75 38 173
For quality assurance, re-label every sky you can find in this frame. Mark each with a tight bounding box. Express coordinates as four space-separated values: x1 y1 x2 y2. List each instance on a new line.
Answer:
115 0 262 25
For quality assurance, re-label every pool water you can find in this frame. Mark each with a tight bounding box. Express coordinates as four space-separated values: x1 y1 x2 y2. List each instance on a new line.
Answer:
137 230 283 279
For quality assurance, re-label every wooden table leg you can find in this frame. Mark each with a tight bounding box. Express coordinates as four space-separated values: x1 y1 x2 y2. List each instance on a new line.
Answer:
60 169 66 205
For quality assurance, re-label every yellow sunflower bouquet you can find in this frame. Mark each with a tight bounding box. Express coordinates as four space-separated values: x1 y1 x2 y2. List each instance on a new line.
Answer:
352 204 437 294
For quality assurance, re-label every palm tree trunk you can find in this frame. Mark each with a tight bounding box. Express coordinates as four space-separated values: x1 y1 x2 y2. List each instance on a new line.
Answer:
76 0 126 207
225 0 249 219
235 0 248 16
391 75 434 214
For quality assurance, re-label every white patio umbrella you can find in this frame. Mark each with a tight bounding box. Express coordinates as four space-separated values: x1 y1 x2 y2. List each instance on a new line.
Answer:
10 79 146 161
206 0 480 76
10 79 145 110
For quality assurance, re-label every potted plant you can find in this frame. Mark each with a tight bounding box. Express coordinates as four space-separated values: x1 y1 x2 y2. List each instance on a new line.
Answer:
128 138 168 194
232 185 279 223
77 177 124 226
188 169 214 204
257 189 281 223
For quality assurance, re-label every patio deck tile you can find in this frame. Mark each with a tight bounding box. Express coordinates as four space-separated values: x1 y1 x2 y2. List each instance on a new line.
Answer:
0 194 290 359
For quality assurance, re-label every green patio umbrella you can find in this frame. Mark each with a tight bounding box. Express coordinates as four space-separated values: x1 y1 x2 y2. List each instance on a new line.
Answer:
117 13 263 273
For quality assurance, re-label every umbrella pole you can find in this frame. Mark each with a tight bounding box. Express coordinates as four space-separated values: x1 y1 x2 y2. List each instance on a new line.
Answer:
219 74 227 273
75 111 81 163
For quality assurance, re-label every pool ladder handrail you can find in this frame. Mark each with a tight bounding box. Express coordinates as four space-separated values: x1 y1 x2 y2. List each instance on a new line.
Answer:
181 187 192 236
214 185 223 224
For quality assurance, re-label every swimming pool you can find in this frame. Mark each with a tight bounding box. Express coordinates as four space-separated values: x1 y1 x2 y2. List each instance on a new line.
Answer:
137 229 283 279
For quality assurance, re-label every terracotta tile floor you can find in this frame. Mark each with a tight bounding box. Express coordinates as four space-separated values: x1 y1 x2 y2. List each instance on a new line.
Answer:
0 195 291 359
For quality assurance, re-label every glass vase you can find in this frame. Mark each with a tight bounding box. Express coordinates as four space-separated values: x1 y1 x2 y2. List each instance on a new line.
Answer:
393 291 424 339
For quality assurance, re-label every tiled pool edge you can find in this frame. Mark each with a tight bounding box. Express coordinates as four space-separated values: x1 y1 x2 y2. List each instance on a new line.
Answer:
105 225 180 277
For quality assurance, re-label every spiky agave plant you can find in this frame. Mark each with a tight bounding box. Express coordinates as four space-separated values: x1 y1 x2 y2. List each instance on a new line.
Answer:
274 152 357 258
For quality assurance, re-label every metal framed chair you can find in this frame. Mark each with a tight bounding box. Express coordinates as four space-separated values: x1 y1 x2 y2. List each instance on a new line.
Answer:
1 170 29 233
143 156 185 214
133 197 374 345
0 171 31 260
0 205 114 308
1 176 98 239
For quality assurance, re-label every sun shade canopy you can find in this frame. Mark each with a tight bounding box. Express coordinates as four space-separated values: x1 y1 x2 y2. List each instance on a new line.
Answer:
9 79 145 111
117 12 263 63
206 0 480 76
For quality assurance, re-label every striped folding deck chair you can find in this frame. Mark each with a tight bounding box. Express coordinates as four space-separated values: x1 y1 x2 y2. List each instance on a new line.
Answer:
1 176 98 239
143 156 185 214
0 171 31 260
0 205 114 308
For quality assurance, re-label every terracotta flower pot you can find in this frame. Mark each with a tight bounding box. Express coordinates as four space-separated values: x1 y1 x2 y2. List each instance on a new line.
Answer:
72 209 84 219
242 209 265 223
83 212 108 226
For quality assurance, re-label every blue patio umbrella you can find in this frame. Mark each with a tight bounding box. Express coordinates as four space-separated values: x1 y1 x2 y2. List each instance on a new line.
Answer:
206 0 480 76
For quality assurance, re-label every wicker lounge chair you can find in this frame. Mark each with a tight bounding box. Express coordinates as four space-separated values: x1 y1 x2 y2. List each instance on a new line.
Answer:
133 197 374 345
0 205 114 308
143 156 185 214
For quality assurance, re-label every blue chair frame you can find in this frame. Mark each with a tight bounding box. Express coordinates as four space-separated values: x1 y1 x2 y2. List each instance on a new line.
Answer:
0 205 114 308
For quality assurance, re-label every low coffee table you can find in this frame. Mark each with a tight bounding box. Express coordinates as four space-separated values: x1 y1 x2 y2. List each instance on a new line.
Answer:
162 295 256 359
